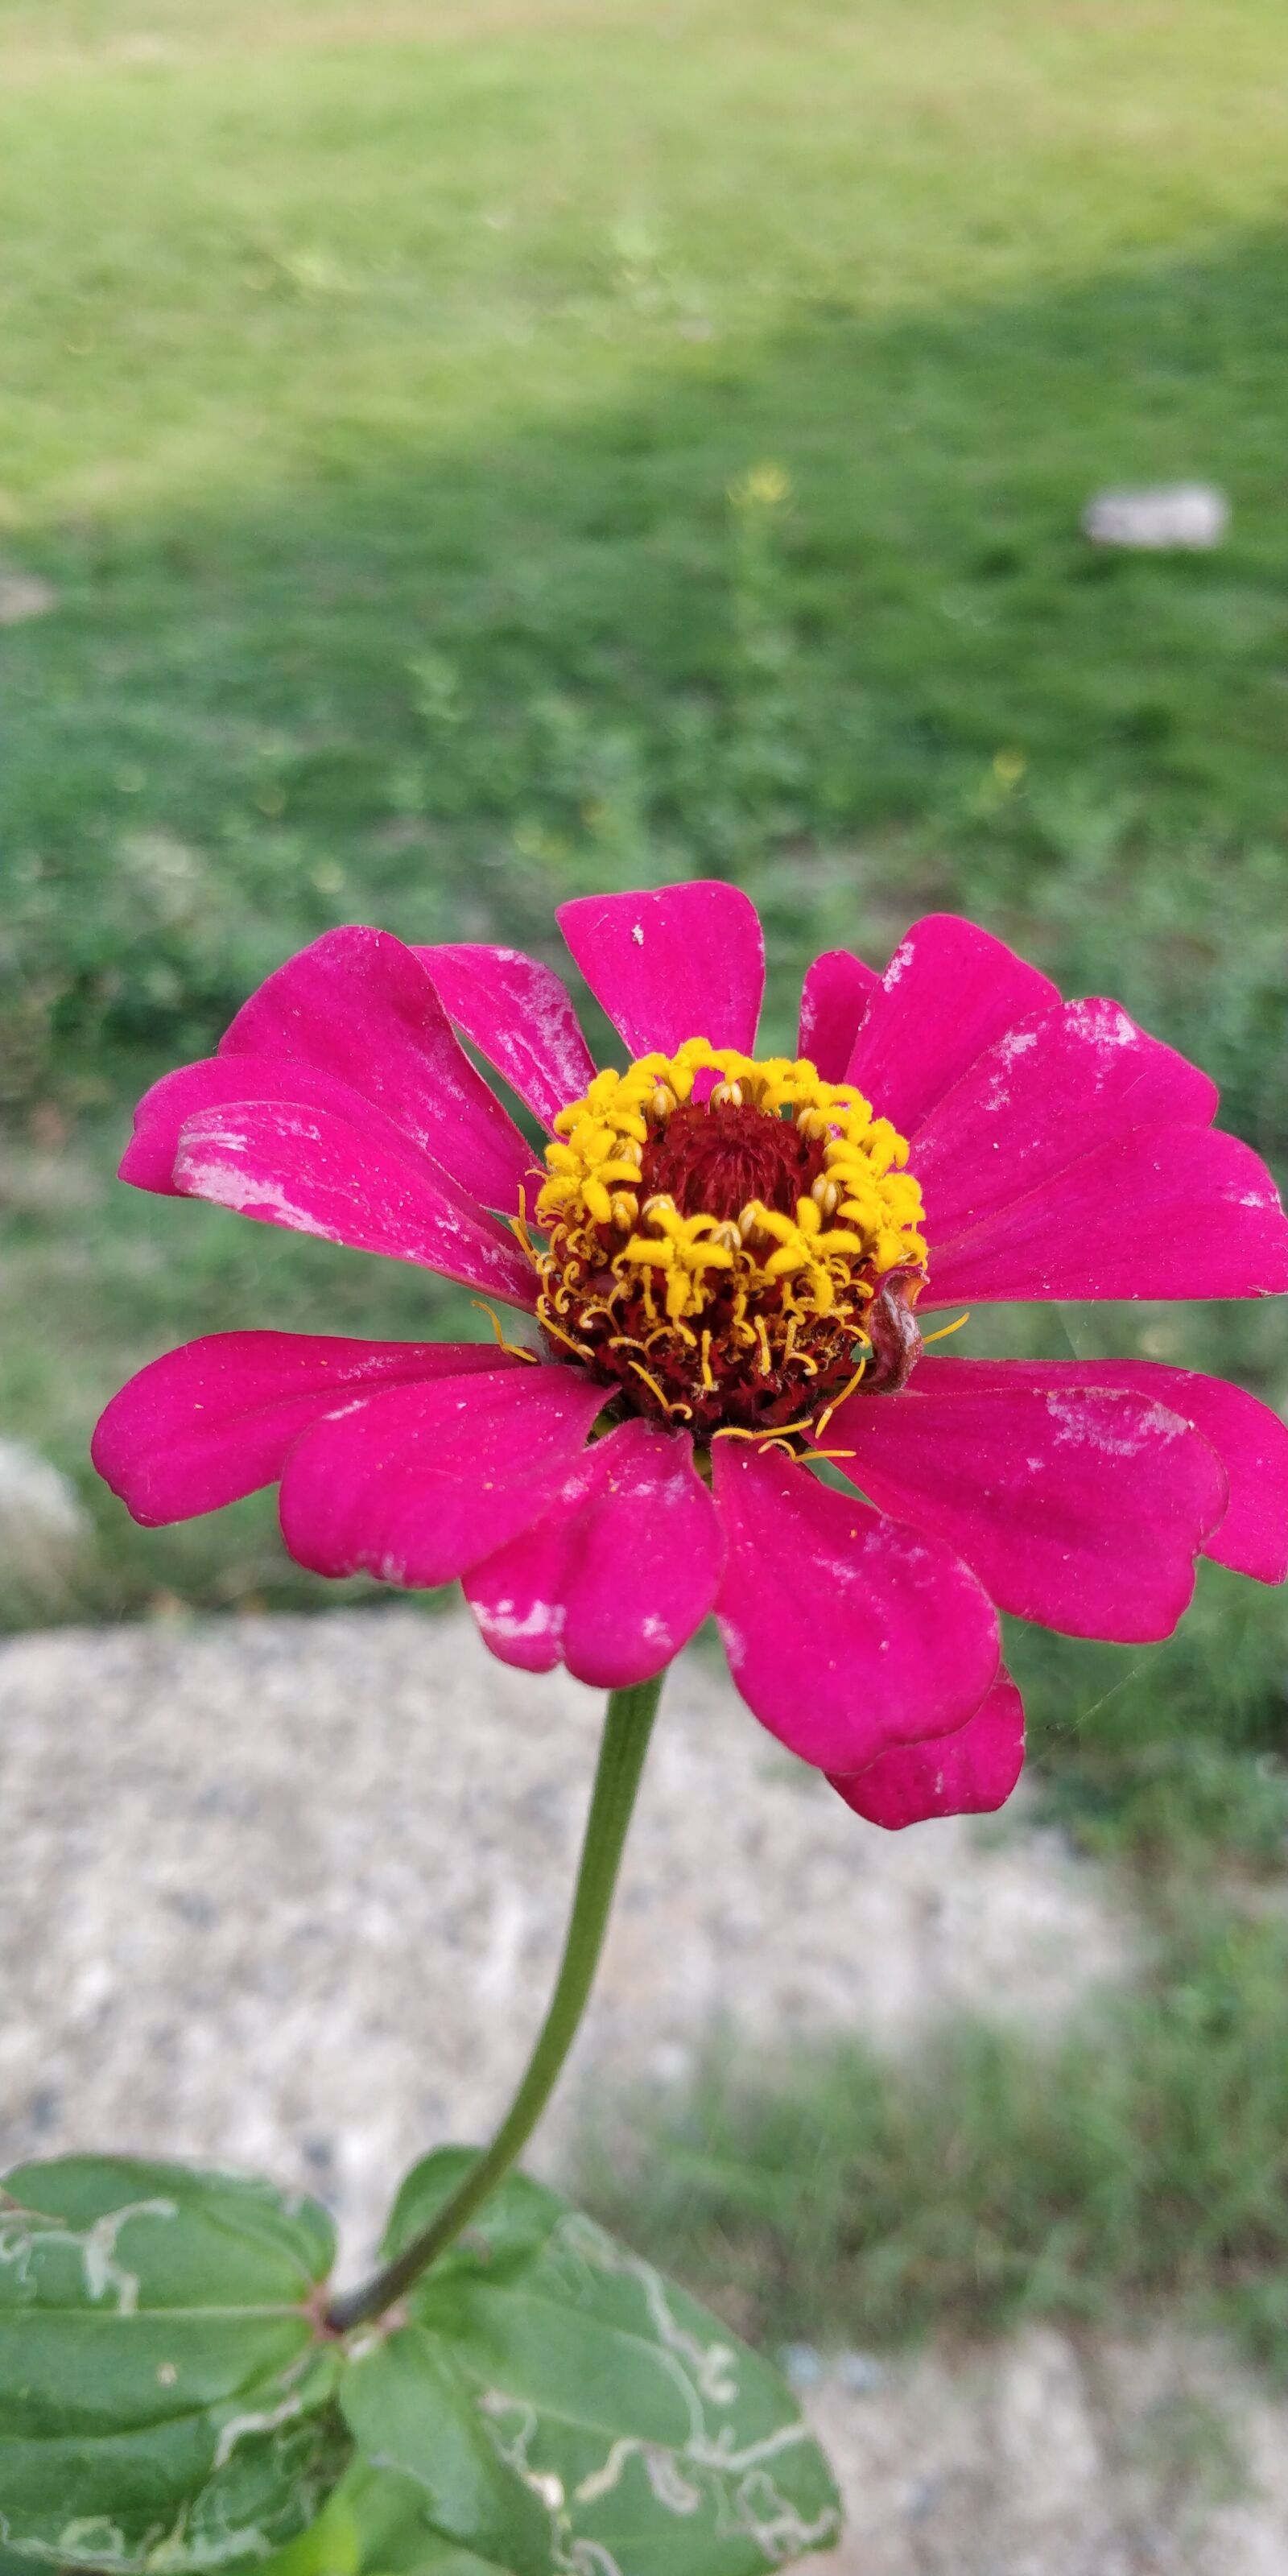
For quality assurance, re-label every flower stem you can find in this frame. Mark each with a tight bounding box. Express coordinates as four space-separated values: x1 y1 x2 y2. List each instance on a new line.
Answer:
325 1668 666 2334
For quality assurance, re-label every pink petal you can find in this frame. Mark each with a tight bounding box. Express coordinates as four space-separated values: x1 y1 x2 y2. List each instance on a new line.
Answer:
922 1123 1288 1308
914 997 1219 1245
828 1672 1026 1831
414 943 596 1131
464 1420 724 1688
916 1356 1288 1586
557 881 765 1059
121 1055 429 1195
171 1100 539 1309
711 1443 999 1772
221 927 537 1216
825 1372 1228 1642
92 1335 514 1526
797 949 880 1081
845 914 1060 1137
279 1364 605 1587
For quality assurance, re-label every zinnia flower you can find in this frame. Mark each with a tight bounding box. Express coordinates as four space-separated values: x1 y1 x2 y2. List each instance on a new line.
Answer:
93 884 1288 1829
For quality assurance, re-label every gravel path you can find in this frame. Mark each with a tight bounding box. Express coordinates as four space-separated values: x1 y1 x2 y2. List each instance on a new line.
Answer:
808 2325 1288 2574
5 1604 1286 2570
0 1604 1122 2256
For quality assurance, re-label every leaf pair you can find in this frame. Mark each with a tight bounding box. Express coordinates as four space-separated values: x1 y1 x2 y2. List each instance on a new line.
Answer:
0 2151 842 2575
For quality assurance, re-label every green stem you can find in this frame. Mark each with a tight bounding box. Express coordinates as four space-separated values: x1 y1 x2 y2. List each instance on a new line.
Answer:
326 1669 666 2334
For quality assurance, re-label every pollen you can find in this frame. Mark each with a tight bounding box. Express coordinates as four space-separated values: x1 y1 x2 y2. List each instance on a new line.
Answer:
523 1038 928 1442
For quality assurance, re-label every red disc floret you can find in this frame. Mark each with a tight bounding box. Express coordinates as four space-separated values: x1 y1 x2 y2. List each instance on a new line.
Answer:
568 1258 871 1439
639 1098 828 1223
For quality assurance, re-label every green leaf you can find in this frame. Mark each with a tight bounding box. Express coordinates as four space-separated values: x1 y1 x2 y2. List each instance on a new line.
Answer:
261 2462 514 2576
340 2331 553 2576
0 2155 350 2570
380 2153 844 2576
254 2483 362 2576
372 2553 512 2575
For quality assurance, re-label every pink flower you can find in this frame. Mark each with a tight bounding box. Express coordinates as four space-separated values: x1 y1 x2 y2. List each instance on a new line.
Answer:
93 885 1288 1829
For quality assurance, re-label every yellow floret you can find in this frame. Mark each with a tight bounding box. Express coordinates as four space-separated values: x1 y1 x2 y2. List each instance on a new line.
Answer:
528 1037 927 1334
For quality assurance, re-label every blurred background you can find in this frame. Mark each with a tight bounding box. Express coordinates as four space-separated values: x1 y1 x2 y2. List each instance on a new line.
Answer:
2 2 1288 2559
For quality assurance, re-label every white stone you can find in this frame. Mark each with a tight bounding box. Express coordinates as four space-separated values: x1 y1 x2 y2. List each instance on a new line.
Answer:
1082 483 1228 549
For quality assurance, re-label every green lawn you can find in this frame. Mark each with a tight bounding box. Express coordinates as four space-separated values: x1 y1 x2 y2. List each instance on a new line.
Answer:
2 0 1286 1823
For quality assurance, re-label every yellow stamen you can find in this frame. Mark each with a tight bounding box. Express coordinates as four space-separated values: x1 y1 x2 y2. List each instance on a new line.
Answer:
814 1356 869 1439
470 1299 541 1364
628 1360 691 1421
795 1107 833 1142
643 1319 695 1351
623 1233 676 1269
922 1310 972 1344
714 1405 830 1443
541 1312 597 1360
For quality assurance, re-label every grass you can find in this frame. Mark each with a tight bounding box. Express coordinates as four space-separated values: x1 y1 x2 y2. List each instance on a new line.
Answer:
5 1 1288 1099
577 1896 1288 2375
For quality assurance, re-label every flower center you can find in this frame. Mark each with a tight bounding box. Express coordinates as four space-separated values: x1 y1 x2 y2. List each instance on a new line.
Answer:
639 1095 827 1222
524 1039 928 1442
